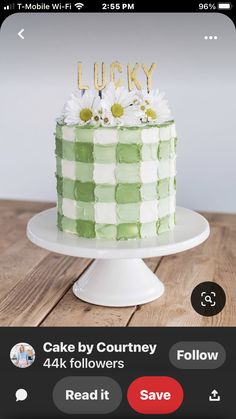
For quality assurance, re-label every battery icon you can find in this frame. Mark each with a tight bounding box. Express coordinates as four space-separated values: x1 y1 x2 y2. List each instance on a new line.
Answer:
217 3 232 9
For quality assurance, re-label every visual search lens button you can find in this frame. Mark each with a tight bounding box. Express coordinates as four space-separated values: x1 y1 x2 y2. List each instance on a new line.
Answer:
191 282 226 316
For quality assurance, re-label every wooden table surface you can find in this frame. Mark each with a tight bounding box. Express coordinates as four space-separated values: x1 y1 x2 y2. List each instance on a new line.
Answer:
0 200 235 327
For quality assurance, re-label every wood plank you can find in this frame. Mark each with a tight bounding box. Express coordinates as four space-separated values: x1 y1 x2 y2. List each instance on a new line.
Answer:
0 238 49 299
0 200 54 252
200 211 236 228
41 258 162 327
213 225 236 326
0 199 54 212
128 225 236 326
0 253 91 326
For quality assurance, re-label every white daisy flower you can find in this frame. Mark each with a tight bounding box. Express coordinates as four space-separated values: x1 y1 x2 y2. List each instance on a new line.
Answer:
64 90 102 125
101 83 140 126
138 89 171 124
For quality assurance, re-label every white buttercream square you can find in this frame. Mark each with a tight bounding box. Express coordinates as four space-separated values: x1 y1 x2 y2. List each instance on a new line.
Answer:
95 203 116 224
158 160 170 179
170 123 177 138
93 163 116 184
62 126 76 142
140 161 158 183
158 158 176 179
169 213 175 229
140 222 157 239
140 200 158 223
62 198 77 219
93 129 118 144
141 127 159 144
61 160 76 179
159 195 176 218
158 197 170 218
159 126 171 141
169 194 176 213
170 158 176 177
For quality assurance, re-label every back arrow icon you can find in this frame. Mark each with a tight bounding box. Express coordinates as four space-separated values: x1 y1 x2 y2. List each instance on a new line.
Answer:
18 29 24 39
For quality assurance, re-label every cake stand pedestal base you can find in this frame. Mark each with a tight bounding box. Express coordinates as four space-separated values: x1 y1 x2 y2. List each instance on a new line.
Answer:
27 207 210 308
73 258 164 307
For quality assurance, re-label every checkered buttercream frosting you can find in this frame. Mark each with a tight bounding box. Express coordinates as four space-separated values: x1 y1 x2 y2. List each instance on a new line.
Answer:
55 121 177 240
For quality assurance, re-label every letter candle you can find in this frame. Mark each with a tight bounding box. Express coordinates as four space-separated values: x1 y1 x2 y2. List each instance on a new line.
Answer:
77 62 156 92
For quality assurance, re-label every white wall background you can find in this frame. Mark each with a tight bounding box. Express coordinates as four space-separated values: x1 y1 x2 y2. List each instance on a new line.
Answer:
0 13 236 212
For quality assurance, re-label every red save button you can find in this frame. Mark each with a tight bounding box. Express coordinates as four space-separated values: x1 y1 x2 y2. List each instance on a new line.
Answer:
127 376 184 414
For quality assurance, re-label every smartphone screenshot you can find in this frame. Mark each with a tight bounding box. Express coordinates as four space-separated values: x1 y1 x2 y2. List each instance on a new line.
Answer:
0 1 235 418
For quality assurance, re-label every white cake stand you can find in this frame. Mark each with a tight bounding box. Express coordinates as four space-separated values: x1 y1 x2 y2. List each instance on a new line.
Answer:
27 207 209 307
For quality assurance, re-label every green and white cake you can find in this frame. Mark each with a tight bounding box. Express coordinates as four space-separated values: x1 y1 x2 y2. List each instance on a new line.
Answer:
55 84 177 240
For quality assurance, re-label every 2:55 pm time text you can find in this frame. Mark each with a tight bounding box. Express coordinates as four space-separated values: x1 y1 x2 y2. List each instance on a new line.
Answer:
102 3 135 10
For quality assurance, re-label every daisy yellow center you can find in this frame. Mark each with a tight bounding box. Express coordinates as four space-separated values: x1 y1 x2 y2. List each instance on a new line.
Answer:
111 103 124 118
146 108 157 120
80 108 93 122
140 105 146 111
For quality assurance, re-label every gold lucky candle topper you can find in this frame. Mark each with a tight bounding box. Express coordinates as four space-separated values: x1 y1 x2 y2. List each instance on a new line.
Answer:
77 62 156 92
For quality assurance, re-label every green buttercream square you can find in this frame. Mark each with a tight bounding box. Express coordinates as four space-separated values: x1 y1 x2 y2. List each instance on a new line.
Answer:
57 212 62 230
57 195 63 214
118 127 142 144
94 185 116 202
158 140 170 160
95 224 117 239
56 124 62 140
56 175 63 196
141 144 158 161
174 138 178 153
157 178 169 199
75 162 93 182
62 141 75 160
94 144 116 163
158 139 176 160
141 183 157 201
117 203 140 223
117 223 140 240
63 178 75 199
116 144 141 163
75 201 94 221
56 157 62 177
115 164 141 183
75 142 94 163
75 127 94 143
76 220 95 238
62 216 77 234
169 176 176 195
157 215 170 234
116 184 141 204
55 138 63 158
74 182 95 202
58 213 77 234
140 222 157 238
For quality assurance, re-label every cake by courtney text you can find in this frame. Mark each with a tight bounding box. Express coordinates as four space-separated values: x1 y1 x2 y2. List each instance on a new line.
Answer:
78 62 156 91
43 341 158 355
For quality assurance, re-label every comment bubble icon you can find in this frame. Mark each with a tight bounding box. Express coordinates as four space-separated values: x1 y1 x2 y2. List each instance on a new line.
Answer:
15 388 28 402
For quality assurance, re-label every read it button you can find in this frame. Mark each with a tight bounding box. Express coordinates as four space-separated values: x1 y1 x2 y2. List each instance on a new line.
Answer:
127 376 184 414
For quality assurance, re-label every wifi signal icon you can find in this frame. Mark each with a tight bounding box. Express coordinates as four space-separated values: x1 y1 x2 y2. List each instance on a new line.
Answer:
74 2 84 9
